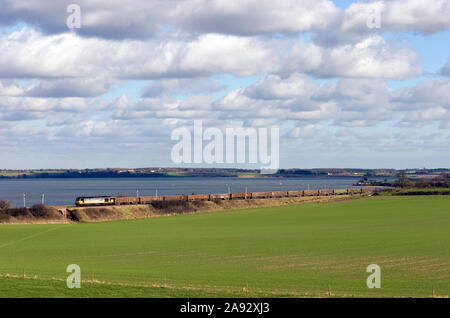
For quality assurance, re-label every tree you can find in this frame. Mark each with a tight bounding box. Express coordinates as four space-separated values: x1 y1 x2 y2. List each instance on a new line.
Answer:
0 200 12 210
397 171 408 188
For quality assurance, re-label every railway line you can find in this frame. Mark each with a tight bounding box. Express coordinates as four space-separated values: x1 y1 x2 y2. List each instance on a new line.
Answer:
74 188 379 207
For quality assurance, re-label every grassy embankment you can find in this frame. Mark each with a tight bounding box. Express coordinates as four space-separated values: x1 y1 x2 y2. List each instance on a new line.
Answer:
382 188 450 196
0 194 356 224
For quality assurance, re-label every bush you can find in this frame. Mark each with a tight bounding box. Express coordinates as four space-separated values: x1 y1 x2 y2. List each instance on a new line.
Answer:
29 204 61 219
151 200 191 214
0 200 11 210
7 207 32 218
29 204 49 218
0 210 11 221
392 174 450 189
0 204 62 221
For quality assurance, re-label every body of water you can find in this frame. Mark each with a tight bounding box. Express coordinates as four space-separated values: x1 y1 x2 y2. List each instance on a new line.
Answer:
0 177 391 207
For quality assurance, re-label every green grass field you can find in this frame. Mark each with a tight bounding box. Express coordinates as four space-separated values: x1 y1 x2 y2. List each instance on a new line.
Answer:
390 188 450 194
0 196 449 298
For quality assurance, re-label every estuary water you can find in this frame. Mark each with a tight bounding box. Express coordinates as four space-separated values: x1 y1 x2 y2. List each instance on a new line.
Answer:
0 177 389 207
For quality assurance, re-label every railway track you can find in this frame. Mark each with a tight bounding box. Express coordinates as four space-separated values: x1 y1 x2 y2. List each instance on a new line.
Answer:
73 188 379 207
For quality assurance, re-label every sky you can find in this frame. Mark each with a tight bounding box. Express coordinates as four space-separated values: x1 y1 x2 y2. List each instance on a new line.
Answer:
0 0 449 170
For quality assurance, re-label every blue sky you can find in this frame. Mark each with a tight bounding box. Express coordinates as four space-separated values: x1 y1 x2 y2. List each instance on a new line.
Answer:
0 0 449 169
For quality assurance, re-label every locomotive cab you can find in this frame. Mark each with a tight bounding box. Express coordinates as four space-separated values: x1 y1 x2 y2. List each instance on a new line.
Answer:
75 196 115 206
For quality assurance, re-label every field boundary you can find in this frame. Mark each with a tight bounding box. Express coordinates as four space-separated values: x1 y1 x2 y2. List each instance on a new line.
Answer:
1 273 447 298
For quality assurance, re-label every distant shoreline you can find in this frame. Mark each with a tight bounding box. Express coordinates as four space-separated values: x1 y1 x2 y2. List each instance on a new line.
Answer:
0 174 389 180
1 167 445 180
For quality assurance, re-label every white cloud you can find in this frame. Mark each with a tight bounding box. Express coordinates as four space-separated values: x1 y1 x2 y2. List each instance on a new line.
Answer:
287 124 332 139
342 0 450 34
0 2 448 168
283 36 421 79
3 0 448 40
25 76 115 97
0 28 422 83
0 0 340 39
391 80 450 110
245 74 319 100
141 78 226 98
214 74 450 129
179 0 340 35
0 95 106 121
0 80 24 96
0 28 278 80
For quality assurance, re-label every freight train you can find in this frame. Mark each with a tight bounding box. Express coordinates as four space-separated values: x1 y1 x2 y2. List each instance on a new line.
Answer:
75 188 376 206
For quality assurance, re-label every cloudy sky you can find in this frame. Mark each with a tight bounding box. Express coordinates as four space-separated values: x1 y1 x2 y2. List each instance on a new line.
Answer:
0 0 449 169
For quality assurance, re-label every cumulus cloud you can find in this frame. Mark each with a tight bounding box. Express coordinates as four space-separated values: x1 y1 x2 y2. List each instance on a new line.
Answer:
0 1 448 168
0 0 163 39
282 36 421 79
2 0 448 40
245 74 319 100
0 96 107 121
141 78 226 98
390 80 450 128
25 76 115 98
214 74 450 129
0 28 277 79
0 80 24 96
342 0 450 34
0 28 104 78
0 0 340 39
213 75 336 122
391 80 450 110
287 124 333 139
0 28 421 81
179 0 340 35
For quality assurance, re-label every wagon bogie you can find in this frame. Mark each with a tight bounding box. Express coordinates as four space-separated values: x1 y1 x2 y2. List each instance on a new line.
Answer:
165 195 188 201
303 190 317 196
230 192 247 200
209 193 229 200
271 191 288 198
187 194 209 201
251 191 271 198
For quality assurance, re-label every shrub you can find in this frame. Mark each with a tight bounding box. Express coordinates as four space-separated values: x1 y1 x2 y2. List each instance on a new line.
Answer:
7 207 32 218
29 204 49 218
29 204 61 219
0 210 11 222
0 203 62 222
0 200 11 210
151 200 191 214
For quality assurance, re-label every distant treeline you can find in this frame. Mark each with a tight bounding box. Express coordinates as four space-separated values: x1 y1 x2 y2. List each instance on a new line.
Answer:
394 190 450 195
276 169 327 176
1 168 449 179
0 171 169 179
0 169 328 178
355 172 450 190
393 173 450 189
